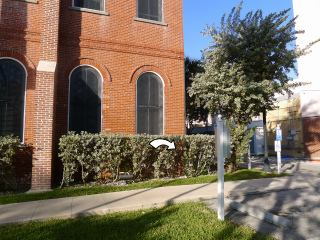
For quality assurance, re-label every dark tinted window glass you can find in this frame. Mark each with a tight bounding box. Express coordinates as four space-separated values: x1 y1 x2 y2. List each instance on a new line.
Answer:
74 0 103 11
69 66 102 134
138 0 162 22
0 59 26 140
138 0 148 18
137 72 163 135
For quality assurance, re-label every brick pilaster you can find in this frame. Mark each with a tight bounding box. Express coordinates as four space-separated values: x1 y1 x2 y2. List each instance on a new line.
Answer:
31 0 60 190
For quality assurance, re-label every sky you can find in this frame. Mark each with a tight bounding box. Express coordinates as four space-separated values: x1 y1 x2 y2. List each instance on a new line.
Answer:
183 0 295 60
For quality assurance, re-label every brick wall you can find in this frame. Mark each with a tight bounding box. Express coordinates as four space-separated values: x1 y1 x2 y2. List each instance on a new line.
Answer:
52 0 185 185
56 0 185 136
0 0 40 187
303 117 320 158
0 0 40 145
1 0 185 189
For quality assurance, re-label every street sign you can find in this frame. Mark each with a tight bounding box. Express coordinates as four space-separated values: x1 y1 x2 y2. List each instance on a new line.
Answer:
276 129 282 141
274 140 281 152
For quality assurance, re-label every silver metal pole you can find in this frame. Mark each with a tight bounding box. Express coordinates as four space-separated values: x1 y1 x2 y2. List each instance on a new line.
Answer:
217 114 224 221
277 151 281 174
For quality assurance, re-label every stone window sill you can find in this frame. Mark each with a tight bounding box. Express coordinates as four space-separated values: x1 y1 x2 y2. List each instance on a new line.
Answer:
133 17 168 26
15 0 38 3
68 6 110 16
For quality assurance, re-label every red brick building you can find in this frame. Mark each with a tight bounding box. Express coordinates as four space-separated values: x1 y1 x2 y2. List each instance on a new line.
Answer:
0 0 185 190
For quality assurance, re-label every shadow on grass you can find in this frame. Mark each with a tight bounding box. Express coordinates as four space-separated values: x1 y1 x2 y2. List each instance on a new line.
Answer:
224 170 289 182
0 202 274 240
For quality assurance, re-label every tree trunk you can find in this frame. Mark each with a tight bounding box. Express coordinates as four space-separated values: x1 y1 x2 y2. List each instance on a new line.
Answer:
227 149 237 173
262 108 272 172
227 162 236 173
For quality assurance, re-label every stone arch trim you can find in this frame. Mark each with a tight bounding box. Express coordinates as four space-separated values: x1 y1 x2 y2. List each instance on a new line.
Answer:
0 50 36 79
130 65 172 87
63 58 112 82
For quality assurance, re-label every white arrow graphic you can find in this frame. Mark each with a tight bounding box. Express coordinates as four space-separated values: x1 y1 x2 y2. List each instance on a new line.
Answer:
150 139 175 150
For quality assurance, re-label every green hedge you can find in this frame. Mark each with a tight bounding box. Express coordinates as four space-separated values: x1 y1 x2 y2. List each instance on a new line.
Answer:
58 133 216 187
0 135 21 190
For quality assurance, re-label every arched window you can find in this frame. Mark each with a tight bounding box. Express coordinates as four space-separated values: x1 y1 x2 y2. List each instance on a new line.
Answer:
69 66 102 134
0 59 26 140
136 72 163 135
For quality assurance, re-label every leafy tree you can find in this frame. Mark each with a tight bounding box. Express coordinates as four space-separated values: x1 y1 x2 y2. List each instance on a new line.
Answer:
189 1 320 172
185 57 209 134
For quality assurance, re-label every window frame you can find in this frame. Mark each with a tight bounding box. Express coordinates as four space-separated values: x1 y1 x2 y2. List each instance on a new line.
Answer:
0 57 27 143
135 71 165 135
68 64 103 134
136 0 164 23
15 0 38 3
72 0 105 12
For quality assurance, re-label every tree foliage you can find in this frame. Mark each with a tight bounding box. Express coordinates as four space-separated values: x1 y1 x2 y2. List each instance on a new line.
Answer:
185 57 209 134
188 1 319 172
189 1 319 124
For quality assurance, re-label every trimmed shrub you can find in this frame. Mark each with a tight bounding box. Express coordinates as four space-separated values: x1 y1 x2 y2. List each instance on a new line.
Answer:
58 132 131 186
58 133 215 186
127 134 153 178
58 132 80 187
182 135 216 177
0 135 21 190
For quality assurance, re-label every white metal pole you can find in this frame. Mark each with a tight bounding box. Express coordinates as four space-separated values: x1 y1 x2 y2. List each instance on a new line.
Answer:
217 114 224 221
276 124 282 174
277 151 281 174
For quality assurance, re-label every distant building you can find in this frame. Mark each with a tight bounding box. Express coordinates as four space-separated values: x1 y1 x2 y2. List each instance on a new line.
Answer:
267 94 304 157
188 114 215 135
248 115 264 156
266 0 320 158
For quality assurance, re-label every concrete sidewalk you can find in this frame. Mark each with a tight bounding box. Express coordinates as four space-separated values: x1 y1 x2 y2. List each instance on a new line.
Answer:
1 158 320 227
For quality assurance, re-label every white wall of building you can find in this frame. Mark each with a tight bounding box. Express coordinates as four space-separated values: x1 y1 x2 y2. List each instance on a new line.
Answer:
293 0 320 89
254 127 264 155
292 0 320 117
300 90 320 118
248 120 264 155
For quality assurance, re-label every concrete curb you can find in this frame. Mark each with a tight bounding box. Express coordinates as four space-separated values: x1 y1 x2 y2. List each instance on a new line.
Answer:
225 198 293 229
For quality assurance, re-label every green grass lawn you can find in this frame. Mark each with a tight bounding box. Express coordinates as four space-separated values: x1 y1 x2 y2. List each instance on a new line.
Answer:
0 169 290 204
0 202 275 240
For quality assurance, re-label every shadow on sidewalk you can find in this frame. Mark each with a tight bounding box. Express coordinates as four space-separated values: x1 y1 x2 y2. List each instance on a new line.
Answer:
225 160 320 240
71 182 213 215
